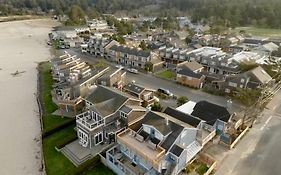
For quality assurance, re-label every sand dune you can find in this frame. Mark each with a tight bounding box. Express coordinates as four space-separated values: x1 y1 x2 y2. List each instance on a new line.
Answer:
0 19 59 175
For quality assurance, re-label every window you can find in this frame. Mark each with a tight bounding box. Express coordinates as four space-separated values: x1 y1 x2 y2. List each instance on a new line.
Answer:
78 129 89 147
120 111 127 119
94 131 103 145
229 82 237 87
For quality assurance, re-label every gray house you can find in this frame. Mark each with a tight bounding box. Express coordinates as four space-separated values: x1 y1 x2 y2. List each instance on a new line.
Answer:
77 85 146 149
214 66 272 93
105 108 216 175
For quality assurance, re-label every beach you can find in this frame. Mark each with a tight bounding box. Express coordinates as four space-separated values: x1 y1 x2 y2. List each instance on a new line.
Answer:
0 19 58 175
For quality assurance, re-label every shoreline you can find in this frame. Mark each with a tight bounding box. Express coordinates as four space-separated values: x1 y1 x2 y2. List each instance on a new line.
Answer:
0 15 49 23
0 19 59 175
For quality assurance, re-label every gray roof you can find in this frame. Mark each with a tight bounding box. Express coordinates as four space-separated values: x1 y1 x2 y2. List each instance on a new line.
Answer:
191 101 231 125
86 86 128 116
179 61 203 72
249 66 272 84
119 105 133 114
110 45 150 57
123 83 145 96
129 111 184 151
177 68 203 79
164 107 201 127
170 144 184 157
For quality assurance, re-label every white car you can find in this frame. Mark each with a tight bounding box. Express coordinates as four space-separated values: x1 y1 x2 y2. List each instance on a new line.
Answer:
115 65 124 70
127 68 138 74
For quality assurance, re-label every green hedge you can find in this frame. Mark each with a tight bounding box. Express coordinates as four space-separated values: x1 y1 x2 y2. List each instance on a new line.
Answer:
42 118 75 138
55 134 77 149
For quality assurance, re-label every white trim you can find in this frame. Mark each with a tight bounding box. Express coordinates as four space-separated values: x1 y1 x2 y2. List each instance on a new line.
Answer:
94 131 103 145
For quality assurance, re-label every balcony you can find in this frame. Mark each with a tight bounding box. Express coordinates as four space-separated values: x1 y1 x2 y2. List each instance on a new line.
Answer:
76 111 105 131
117 129 165 171
107 145 157 175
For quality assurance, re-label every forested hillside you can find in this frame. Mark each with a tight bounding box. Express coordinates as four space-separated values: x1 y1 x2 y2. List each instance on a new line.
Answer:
1 0 281 28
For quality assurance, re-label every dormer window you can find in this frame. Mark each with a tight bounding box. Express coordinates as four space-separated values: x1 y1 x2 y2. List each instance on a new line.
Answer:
120 111 127 119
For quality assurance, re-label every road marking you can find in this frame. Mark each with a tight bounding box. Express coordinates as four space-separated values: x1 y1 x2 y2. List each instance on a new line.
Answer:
260 116 273 130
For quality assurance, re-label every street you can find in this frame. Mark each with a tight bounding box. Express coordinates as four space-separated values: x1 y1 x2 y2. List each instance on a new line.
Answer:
64 48 242 112
215 91 281 175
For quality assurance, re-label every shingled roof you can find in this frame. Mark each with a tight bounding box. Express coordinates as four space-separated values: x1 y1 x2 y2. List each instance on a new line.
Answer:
85 86 129 116
191 101 231 125
164 107 201 128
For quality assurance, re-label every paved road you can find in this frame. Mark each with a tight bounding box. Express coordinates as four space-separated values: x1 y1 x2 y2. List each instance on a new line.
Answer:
64 48 242 112
215 91 281 175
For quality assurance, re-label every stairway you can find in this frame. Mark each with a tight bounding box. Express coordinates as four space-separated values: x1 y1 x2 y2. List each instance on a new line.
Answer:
186 141 202 163
61 146 93 166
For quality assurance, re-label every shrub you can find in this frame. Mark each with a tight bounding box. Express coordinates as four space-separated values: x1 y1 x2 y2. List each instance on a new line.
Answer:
55 134 78 149
177 96 188 106
151 102 163 112
43 118 75 138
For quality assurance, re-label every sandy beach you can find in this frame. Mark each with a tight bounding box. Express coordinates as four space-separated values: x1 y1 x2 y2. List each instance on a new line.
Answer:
0 19 59 175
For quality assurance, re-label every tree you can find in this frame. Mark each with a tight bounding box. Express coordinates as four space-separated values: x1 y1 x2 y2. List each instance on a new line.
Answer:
139 40 147 50
144 61 153 72
86 8 100 19
235 88 261 106
66 5 85 26
239 62 259 72
177 96 188 106
151 102 163 112
185 36 192 45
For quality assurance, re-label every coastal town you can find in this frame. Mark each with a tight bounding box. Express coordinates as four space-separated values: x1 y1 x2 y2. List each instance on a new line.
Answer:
2 1 281 175
39 15 281 175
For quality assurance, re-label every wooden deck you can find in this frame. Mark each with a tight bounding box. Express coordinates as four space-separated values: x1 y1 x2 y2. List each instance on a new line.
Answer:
117 129 165 170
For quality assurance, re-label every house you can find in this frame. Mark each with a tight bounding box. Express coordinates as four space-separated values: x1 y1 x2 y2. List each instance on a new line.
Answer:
260 42 279 55
107 45 161 70
159 46 193 65
77 85 146 148
186 47 240 75
51 53 109 115
176 101 232 133
123 83 156 107
51 26 78 39
176 61 205 89
214 66 272 93
87 36 119 57
87 19 109 30
97 67 126 89
105 109 216 175
229 51 263 64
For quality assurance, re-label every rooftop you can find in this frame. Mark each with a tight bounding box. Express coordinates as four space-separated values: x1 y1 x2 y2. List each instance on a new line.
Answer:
164 107 201 128
191 101 231 125
123 83 145 96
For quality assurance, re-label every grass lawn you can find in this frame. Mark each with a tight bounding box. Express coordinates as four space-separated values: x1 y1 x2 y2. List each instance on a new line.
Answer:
40 61 115 175
39 62 72 132
232 26 281 38
43 125 77 175
94 59 108 69
156 69 176 79
195 162 209 175
43 125 115 175
83 163 115 175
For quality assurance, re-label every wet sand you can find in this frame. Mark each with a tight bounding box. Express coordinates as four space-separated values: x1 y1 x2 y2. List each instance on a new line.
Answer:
0 19 59 175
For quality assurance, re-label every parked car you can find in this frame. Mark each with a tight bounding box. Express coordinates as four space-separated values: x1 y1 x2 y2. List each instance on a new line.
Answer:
127 68 138 74
157 88 173 97
115 65 124 70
